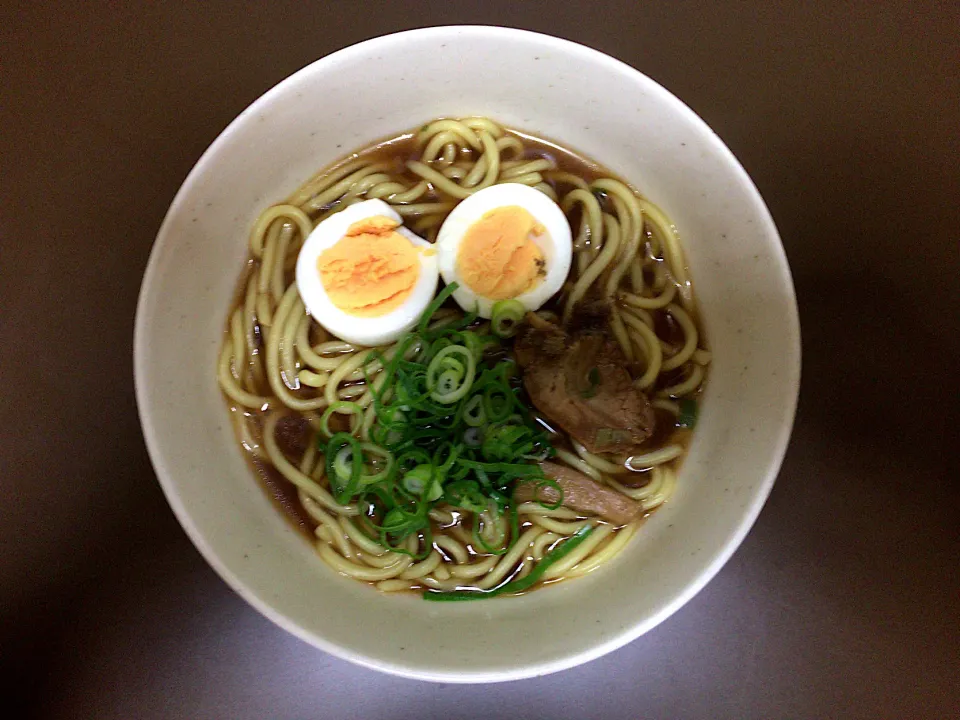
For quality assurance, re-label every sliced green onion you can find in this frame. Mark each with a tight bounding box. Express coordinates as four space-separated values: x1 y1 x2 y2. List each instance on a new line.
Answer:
322 278 556 563
426 345 475 403
462 395 486 427
357 442 394 485
678 398 698 428
482 424 533 463
482 385 514 422
319 401 364 438
432 442 460 473
417 281 459 335
401 464 435 495
472 505 509 555
325 433 363 504
444 479 488 512
531 477 563 510
490 299 526 338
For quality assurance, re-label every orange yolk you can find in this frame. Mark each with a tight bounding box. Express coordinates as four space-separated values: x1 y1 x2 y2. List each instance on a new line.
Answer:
455 206 546 300
316 216 420 317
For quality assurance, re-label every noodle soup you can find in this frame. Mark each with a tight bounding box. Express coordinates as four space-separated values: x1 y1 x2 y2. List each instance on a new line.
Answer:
217 117 708 599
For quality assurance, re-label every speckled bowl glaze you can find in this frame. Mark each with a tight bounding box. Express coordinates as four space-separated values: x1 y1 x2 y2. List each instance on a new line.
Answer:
135 26 800 682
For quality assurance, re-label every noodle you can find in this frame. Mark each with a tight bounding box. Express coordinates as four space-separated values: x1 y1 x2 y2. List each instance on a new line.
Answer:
217 116 709 597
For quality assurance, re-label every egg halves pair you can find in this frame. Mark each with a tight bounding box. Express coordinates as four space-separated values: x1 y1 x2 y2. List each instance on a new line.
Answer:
295 184 573 346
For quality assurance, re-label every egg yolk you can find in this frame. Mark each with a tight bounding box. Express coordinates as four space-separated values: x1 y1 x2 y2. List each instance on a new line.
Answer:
316 216 420 317
456 206 546 300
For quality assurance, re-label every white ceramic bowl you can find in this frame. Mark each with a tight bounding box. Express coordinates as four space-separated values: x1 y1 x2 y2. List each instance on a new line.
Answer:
135 26 800 682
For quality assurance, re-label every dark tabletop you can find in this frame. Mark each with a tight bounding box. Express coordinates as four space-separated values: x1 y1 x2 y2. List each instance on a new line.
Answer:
2 2 957 718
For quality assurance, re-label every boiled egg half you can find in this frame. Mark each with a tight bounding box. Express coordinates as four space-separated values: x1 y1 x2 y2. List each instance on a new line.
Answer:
295 199 439 346
435 183 572 318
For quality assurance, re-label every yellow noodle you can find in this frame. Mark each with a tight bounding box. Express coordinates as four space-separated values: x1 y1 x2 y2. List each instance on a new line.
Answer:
639 465 676 510
257 220 282 293
218 341 270 409
542 524 613 579
364 181 407 198
441 165 466 180
501 158 555 179
600 189 642 296
287 158 369 207
607 466 676 509
297 369 329 388
658 364 705 398
501 171 543 186
561 188 602 250
263 413 358 516
356 549 407 568
270 223 296 302
280 297 304 389
475 527 544 589
609 306 634 361
553 448 603 481
299 441 317 475
619 281 677 309
461 116 505 137
433 565 451 581
661 303 699 371
372 180 429 204
433 534 469 564
530 515 593 534
547 171 590 190
573 440 626 475
249 204 312 259
416 119 483 150
394 201 457 217
533 182 558 201
302 163 393 212
255 292 274 329
621 304 654 328
339 517 387 556
317 543 412 581
495 135 524 157
626 444 684 470
428 507 457 525
515 503 583 520
564 214 621 321
640 198 693 309
315 521 353 559
620 310 663 389
531 532 562 561
229 308 246 377
565 522 638 577
462 131 501 189
422 130 469 161
399 551 443 580
448 555 499 579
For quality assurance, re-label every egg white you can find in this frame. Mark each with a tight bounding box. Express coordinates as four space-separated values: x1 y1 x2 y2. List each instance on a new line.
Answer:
295 199 439 347
435 183 573 318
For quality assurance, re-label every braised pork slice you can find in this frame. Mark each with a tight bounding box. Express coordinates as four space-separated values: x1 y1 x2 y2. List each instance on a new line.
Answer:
514 307 655 454
513 461 642 525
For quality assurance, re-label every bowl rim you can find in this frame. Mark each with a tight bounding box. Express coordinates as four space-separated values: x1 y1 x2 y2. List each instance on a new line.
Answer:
134 24 801 682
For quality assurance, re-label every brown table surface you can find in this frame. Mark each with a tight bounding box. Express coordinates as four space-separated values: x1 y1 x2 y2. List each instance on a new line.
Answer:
2 2 957 718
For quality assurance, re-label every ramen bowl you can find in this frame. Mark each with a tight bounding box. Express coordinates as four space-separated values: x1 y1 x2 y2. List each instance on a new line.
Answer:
135 26 800 682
